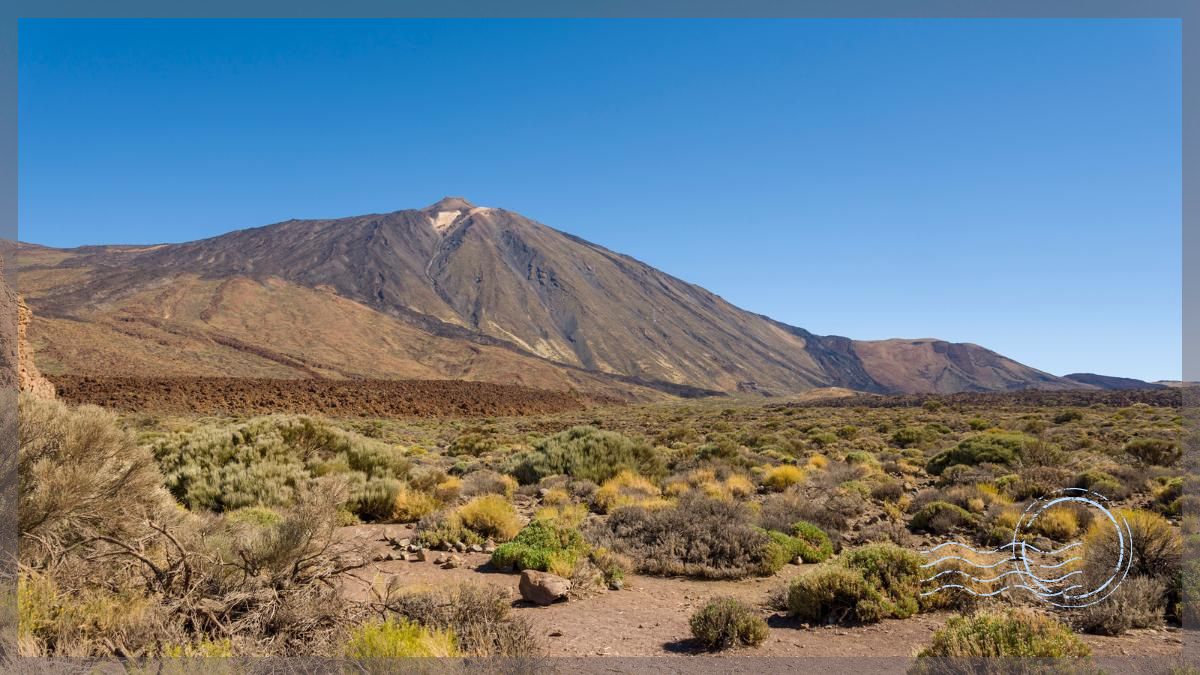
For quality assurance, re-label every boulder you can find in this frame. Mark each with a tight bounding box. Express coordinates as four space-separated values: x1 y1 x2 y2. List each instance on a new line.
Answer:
519 570 571 606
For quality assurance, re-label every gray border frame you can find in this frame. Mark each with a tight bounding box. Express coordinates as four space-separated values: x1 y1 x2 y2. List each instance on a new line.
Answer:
3 4 1193 672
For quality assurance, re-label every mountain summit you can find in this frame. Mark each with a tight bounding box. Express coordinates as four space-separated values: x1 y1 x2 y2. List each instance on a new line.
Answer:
19 198 1085 396
423 196 477 212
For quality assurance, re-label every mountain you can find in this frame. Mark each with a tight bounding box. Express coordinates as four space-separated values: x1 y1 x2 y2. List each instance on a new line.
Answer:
1062 373 1167 391
17 197 1086 397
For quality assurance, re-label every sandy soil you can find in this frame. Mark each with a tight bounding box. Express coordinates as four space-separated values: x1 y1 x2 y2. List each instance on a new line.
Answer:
336 524 1185 661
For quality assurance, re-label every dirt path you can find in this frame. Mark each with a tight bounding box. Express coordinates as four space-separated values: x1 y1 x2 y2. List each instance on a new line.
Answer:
337 524 1184 660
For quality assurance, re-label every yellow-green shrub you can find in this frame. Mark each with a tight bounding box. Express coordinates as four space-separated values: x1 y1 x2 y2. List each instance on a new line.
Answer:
342 618 458 658
457 495 522 541
392 488 439 523
915 609 1089 658
1034 507 1079 541
593 470 665 513
763 465 805 492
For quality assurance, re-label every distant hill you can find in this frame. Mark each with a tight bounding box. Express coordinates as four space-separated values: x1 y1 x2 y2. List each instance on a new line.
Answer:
17 197 1104 396
1061 373 1167 391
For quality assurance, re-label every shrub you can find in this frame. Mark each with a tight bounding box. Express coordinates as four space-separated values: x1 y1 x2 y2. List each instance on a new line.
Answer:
915 609 1090 658
890 427 929 448
1032 507 1079 541
766 521 834 564
840 543 925 618
383 583 540 657
1073 469 1130 501
587 494 783 579
689 597 768 650
926 432 1032 476
19 395 168 549
1153 477 1183 516
342 618 458 658
593 470 664 513
1124 438 1182 467
508 426 663 485
351 478 404 521
1083 508 1180 584
416 510 484 548
910 501 975 534
763 465 806 492
152 415 406 512
491 516 588 574
787 543 924 624
589 546 632 589
433 476 462 503
758 484 864 546
1072 576 1165 636
391 487 439 523
457 495 522 541
1053 410 1084 424
871 479 904 502
787 565 878 624
459 469 518 499
448 431 497 457
724 474 757 498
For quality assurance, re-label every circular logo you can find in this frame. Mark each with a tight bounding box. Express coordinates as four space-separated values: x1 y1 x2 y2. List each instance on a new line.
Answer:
1010 488 1132 608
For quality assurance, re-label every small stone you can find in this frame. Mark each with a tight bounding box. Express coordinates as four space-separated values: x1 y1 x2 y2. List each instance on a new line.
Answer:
372 554 386 562
469 544 484 553
397 537 410 548
433 554 447 565
608 578 624 591
454 541 467 553
415 549 427 562
548 630 563 637
444 554 464 569
408 543 421 552
484 538 497 553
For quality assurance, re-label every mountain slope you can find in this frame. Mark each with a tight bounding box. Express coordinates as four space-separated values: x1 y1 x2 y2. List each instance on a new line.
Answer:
18 197 1083 395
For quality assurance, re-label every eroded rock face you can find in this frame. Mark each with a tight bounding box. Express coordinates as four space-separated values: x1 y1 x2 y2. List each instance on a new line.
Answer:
518 569 571 606
18 295 55 400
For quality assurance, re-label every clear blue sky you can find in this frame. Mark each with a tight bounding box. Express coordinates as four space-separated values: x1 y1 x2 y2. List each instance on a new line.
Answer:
18 19 1181 381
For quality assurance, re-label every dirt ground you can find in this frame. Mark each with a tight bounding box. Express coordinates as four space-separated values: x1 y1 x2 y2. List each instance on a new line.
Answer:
336 524 1185 661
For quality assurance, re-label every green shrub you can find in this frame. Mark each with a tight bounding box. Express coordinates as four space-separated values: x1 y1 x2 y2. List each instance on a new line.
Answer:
1073 469 1130 500
342 617 458 658
416 510 484 548
787 543 924 624
891 427 929 448
787 565 878 624
926 432 1032 475
765 521 834 564
915 609 1089 658
152 415 406 512
508 426 663 485
448 431 498 457
1124 438 1182 467
491 517 588 573
840 543 925 619
967 418 991 431
910 501 975 534
689 597 768 650
1053 409 1083 424
351 478 404 521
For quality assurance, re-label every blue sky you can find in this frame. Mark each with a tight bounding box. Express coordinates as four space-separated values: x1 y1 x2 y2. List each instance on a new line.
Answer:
18 19 1181 381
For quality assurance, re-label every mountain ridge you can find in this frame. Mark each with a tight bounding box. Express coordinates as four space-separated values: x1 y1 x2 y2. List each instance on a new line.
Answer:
15 197 1126 396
